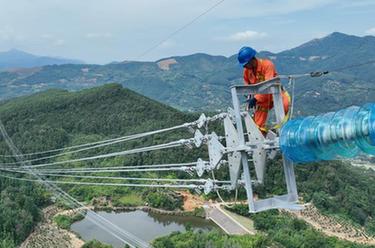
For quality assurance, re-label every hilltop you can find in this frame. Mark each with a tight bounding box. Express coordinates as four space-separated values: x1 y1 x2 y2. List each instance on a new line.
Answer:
0 32 374 114
0 84 197 247
0 85 374 247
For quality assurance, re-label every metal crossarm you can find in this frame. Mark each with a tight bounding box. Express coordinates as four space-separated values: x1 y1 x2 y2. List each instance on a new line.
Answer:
227 77 302 213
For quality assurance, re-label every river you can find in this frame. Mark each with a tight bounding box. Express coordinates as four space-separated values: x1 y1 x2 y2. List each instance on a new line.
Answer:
71 210 217 247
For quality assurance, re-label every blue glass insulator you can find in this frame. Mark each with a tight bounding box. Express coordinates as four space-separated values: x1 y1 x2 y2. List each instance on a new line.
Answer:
280 103 375 163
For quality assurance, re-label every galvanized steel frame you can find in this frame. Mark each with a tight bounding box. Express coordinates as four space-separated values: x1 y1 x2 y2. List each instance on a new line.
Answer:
230 77 301 213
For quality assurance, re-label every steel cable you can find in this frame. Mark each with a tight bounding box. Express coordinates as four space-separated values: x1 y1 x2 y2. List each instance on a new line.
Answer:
2 139 191 168
0 119 149 248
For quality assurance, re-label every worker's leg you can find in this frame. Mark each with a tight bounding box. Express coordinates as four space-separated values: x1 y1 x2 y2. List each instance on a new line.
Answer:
254 109 269 131
254 94 273 129
253 92 290 133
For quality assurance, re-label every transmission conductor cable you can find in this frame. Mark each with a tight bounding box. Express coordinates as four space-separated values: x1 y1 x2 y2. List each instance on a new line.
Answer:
0 119 149 248
4 138 193 168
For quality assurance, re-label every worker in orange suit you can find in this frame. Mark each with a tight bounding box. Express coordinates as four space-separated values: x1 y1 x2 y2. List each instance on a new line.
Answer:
237 46 290 133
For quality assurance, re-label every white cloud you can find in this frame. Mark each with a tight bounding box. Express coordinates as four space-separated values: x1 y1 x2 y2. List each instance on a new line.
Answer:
85 32 113 39
159 40 176 49
339 0 375 8
214 0 338 19
0 0 365 63
0 29 12 40
365 27 375 35
53 39 65 46
40 34 65 46
218 30 267 42
41 34 53 39
0 26 23 41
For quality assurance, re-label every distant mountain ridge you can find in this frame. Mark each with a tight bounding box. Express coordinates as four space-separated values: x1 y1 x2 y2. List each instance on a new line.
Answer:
0 32 374 115
0 49 84 69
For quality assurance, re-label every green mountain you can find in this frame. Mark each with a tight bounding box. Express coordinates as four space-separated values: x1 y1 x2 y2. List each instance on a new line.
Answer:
0 49 83 69
0 83 191 152
0 84 375 247
0 84 197 247
1 32 374 114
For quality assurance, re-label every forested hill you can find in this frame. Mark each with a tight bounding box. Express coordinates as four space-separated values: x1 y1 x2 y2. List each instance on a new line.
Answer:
0 84 197 247
0 32 374 114
0 84 374 247
0 83 193 155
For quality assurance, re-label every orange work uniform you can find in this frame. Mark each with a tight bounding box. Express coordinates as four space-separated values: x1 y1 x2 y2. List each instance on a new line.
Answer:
243 58 290 131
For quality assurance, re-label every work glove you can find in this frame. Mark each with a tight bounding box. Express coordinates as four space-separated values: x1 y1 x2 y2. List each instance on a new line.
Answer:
246 97 257 111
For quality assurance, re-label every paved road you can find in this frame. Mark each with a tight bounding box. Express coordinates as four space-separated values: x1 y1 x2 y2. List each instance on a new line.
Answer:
206 205 250 235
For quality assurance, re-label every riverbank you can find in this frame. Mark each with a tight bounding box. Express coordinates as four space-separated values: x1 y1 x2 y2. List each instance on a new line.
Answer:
20 206 85 248
21 199 208 248
93 205 206 217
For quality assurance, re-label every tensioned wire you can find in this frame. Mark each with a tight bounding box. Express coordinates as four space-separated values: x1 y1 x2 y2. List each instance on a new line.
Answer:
0 128 186 164
0 173 232 189
134 0 226 60
0 167 231 184
2 165 197 176
27 162 199 171
0 121 192 158
7 162 201 174
0 173 151 247
0 0 239 244
34 166 194 173
1 138 192 168
0 112 226 159
0 119 149 248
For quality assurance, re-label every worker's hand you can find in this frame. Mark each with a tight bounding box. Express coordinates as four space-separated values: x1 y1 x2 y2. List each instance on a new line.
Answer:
246 97 257 111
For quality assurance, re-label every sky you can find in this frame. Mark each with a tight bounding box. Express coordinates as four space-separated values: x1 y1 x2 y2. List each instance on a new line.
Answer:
0 0 374 64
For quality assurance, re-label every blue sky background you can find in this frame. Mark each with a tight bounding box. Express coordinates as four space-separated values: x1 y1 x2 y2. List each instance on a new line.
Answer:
0 0 374 64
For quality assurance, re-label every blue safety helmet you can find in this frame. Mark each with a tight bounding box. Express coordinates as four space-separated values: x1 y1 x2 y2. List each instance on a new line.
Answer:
237 46 257 67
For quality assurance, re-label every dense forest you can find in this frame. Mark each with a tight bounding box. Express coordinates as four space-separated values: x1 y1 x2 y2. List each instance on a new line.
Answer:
153 230 270 248
260 159 375 235
0 84 374 247
153 210 374 248
0 84 199 246
0 180 49 247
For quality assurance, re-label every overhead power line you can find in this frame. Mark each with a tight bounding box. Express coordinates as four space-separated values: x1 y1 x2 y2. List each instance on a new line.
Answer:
0 172 230 191
0 112 226 160
30 166 193 173
27 162 199 172
135 0 226 60
0 121 193 158
279 59 375 80
0 119 149 248
2 138 193 168
0 167 230 184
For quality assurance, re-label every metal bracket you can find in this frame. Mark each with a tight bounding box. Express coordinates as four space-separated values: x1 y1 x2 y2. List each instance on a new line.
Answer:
223 115 241 189
196 113 207 129
227 107 237 124
229 77 302 213
207 132 225 170
243 112 267 183
266 131 278 159
194 130 205 148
